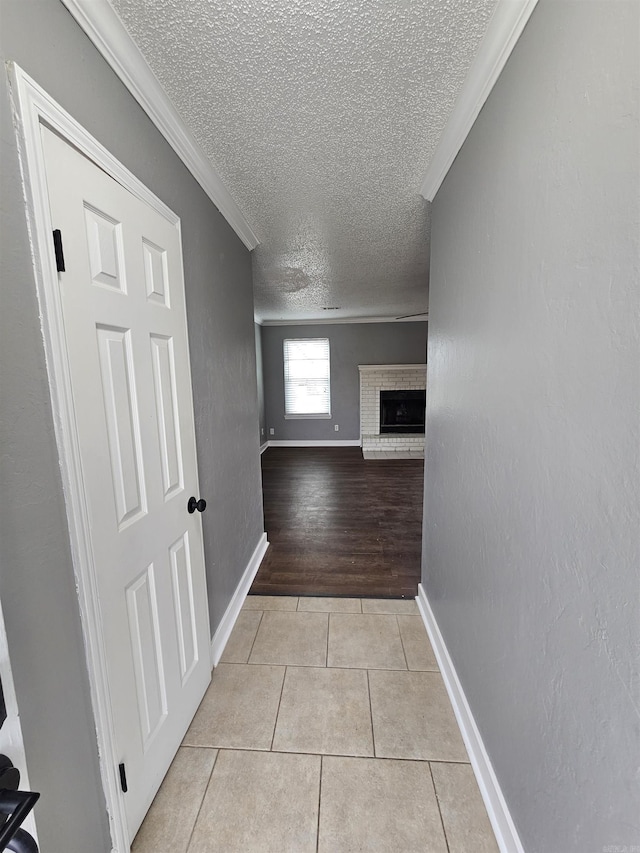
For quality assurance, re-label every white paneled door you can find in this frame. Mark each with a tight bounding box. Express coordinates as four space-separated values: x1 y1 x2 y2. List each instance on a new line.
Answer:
40 126 211 841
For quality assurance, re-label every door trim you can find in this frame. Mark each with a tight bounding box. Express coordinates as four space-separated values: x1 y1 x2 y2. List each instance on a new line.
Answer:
7 63 208 852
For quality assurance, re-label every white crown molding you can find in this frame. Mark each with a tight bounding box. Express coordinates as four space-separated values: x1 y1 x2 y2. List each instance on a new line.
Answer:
420 0 539 202
259 314 428 326
60 0 259 250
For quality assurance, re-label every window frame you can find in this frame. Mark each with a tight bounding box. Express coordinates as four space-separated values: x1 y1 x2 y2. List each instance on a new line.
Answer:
283 337 332 420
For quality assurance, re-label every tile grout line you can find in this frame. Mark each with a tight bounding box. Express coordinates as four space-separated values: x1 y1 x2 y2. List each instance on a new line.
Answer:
220 660 412 671
181 744 471 764
245 609 265 663
365 669 377 758
270 665 288 751
184 746 220 853
316 754 323 853
325 613 330 667
428 760 452 853
396 614 410 670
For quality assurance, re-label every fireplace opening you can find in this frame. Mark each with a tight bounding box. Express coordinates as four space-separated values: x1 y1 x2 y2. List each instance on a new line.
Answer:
380 390 426 434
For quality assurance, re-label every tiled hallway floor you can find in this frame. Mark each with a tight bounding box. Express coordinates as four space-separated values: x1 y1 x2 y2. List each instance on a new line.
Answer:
132 597 499 852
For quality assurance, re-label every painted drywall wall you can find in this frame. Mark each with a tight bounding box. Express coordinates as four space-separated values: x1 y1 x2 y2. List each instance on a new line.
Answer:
255 324 266 445
0 0 264 848
422 1 639 851
262 322 427 440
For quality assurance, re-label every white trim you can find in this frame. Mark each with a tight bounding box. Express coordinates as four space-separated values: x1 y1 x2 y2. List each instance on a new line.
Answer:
267 440 361 447
416 584 524 853
9 67 179 225
9 63 130 853
284 414 332 420
358 363 426 372
7 64 214 853
259 442 269 455
210 533 269 667
59 0 259 250
419 0 539 201
260 315 428 326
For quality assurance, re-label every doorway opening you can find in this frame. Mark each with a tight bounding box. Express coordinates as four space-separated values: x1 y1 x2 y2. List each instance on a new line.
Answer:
251 447 424 599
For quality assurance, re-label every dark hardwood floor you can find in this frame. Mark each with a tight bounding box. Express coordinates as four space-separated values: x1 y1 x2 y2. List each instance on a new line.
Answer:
250 447 424 599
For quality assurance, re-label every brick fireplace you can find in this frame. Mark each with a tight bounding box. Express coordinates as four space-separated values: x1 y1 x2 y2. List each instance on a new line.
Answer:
358 364 427 459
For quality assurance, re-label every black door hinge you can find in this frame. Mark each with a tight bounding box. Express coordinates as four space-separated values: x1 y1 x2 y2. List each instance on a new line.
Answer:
119 762 128 793
52 229 65 272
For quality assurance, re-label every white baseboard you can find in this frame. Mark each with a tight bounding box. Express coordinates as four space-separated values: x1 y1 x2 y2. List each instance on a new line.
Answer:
267 439 361 447
416 584 524 853
259 442 269 455
210 533 269 667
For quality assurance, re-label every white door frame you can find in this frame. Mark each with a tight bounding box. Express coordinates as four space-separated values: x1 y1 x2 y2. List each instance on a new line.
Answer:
7 63 210 852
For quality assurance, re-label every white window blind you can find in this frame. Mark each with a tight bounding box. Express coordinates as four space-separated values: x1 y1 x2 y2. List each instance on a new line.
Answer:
283 338 331 418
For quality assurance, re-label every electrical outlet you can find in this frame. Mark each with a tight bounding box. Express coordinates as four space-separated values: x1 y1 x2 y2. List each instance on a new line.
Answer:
269 428 275 435
334 424 339 431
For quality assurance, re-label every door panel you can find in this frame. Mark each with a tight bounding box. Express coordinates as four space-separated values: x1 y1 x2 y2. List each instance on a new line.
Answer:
96 324 148 527
143 238 170 306
126 565 168 746
169 533 198 682
40 125 211 840
84 204 126 292
150 334 184 499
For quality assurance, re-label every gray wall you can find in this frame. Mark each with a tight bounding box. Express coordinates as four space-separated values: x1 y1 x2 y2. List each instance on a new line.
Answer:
0 0 264 849
422 2 639 851
263 322 427 440
255 324 266 445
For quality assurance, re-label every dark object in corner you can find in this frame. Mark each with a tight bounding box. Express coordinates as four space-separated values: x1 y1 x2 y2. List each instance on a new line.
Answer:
0 676 7 730
0 755 40 853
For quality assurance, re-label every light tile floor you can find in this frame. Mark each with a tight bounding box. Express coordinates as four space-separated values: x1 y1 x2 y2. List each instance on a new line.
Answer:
132 597 498 853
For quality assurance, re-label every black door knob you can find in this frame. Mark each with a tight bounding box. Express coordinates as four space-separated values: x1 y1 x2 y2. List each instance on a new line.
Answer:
187 496 207 514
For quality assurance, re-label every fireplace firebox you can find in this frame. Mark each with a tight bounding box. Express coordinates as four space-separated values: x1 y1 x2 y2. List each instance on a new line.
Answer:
379 390 426 434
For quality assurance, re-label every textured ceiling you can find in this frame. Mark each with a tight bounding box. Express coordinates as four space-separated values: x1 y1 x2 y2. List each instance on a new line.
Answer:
110 0 498 322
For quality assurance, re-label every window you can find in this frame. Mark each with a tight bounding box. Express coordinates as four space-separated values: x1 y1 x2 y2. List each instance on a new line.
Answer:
283 338 331 418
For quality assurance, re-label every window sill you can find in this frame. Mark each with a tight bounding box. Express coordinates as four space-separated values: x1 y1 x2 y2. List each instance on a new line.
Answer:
284 413 332 420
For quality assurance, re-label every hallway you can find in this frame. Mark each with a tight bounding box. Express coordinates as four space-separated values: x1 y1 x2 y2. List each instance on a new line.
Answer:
133 596 498 852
